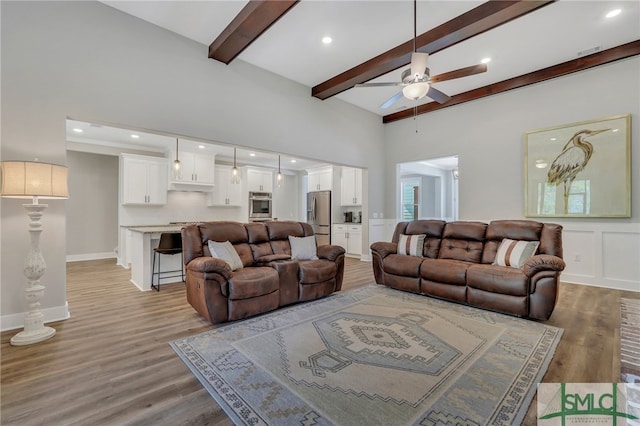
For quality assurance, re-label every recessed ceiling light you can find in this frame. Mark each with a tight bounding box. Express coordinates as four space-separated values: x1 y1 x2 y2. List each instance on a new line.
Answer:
72 128 83 133
290 159 297 163
130 134 140 139
606 9 621 18
322 36 332 45
481 57 491 64
612 128 619 132
550 137 557 141
249 152 256 157
198 145 205 149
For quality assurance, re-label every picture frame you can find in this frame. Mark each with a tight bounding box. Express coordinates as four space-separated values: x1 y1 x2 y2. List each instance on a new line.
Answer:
524 114 631 218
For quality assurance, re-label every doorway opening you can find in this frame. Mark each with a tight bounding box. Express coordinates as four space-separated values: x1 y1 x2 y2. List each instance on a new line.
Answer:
397 155 458 221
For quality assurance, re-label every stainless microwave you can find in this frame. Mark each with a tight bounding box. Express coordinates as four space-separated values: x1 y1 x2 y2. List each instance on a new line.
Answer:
249 192 272 219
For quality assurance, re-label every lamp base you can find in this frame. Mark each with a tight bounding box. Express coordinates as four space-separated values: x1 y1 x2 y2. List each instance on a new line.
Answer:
10 325 56 346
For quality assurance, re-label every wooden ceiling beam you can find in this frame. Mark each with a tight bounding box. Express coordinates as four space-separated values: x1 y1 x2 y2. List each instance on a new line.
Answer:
383 40 640 123
209 0 299 64
312 0 554 100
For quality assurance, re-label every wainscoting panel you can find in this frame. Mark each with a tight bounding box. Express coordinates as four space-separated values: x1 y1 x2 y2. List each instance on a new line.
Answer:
562 230 597 280
561 223 640 292
602 231 640 283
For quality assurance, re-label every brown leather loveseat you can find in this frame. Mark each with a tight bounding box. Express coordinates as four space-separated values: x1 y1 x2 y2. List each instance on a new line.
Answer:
182 220 345 324
370 220 565 320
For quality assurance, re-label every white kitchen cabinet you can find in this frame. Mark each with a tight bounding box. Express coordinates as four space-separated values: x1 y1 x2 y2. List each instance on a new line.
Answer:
121 154 168 205
169 151 216 188
209 165 242 206
332 224 362 257
307 166 333 191
340 167 363 206
247 168 273 192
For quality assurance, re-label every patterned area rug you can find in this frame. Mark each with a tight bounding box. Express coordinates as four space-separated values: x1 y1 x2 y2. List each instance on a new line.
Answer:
622 297 640 383
171 285 563 425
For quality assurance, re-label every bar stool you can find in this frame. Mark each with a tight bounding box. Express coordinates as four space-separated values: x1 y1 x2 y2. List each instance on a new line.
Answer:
151 232 184 291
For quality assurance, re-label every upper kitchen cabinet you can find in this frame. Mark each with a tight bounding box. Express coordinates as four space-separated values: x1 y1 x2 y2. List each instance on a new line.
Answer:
307 165 333 192
340 167 363 206
247 167 273 193
121 154 168 205
209 164 242 207
169 150 216 191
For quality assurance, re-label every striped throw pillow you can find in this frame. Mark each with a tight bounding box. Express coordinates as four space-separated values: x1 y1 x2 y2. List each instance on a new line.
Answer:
493 238 540 268
397 234 426 257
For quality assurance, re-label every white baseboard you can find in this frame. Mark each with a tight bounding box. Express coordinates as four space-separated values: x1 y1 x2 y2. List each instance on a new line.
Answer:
66 252 116 262
1 302 70 332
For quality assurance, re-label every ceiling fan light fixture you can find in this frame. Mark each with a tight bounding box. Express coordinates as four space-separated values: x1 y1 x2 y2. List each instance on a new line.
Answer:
402 81 430 100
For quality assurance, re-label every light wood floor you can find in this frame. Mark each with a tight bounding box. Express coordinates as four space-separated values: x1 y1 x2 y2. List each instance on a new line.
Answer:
1 257 637 426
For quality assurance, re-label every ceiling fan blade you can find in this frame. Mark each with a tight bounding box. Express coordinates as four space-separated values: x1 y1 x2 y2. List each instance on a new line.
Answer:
410 52 429 78
379 91 405 109
427 86 451 104
355 82 402 88
430 63 487 83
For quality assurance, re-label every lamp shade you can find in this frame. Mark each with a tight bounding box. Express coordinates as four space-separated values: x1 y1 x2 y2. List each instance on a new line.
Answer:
0 161 69 199
402 82 430 101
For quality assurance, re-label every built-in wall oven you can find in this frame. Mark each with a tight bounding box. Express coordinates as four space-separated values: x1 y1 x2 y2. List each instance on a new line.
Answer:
249 192 272 221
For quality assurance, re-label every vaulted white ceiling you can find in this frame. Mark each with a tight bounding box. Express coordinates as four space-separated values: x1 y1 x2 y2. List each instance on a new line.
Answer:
101 1 640 115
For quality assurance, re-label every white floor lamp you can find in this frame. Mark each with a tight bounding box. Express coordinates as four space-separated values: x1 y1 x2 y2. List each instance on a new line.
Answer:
0 160 69 346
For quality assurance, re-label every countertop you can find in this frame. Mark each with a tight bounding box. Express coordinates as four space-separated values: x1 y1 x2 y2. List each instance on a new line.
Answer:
126 225 185 233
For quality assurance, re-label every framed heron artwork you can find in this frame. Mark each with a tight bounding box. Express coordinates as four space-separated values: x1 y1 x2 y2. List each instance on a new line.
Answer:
524 114 631 218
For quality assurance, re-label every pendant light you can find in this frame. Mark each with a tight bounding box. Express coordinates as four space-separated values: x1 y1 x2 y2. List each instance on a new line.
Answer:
172 138 182 180
231 148 240 184
277 155 283 187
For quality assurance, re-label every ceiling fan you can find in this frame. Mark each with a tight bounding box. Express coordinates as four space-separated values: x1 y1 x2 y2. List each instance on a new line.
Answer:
355 0 488 109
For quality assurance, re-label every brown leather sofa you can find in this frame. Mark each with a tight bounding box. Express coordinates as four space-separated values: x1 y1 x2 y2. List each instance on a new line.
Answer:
182 220 345 324
370 220 565 320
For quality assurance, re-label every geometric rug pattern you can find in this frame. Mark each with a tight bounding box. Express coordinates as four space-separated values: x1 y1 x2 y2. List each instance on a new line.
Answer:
622 297 640 384
171 285 563 425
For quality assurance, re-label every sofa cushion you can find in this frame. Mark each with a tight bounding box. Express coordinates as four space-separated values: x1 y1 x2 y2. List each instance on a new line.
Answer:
299 259 336 284
289 235 318 260
208 240 243 271
226 267 279 300
438 239 484 263
482 220 543 264
382 254 422 278
420 258 470 286
397 234 425 256
467 264 529 297
438 221 486 262
493 239 539 269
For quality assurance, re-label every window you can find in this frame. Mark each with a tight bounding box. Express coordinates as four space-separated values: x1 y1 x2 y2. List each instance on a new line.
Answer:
401 178 420 221
537 179 591 215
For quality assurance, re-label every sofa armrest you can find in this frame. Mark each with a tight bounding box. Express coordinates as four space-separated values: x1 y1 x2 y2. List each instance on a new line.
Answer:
186 256 233 280
317 245 346 261
522 254 566 278
370 241 397 260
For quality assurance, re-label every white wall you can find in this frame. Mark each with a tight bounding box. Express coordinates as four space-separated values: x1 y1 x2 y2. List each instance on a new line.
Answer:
1 1 385 328
384 57 640 291
66 151 119 260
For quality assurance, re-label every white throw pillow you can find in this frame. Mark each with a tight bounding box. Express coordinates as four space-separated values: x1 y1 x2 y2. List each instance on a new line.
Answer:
288 235 318 260
208 240 244 271
397 234 426 257
493 238 540 269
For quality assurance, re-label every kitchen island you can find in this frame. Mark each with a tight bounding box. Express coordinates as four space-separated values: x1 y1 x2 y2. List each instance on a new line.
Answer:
123 225 185 291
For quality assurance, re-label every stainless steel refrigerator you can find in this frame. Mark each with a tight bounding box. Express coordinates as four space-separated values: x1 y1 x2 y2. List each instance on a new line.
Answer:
307 190 331 246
